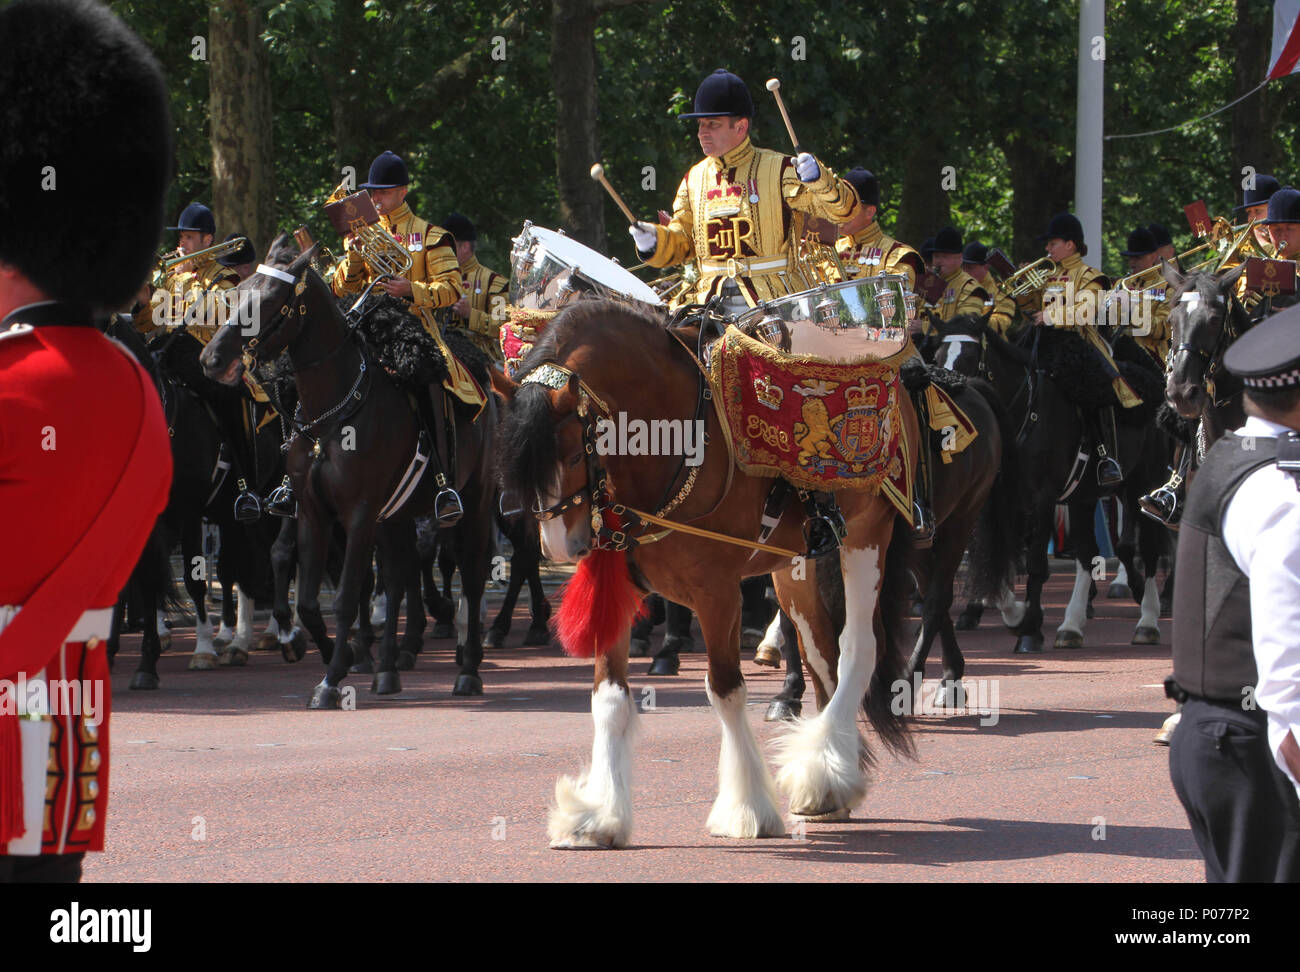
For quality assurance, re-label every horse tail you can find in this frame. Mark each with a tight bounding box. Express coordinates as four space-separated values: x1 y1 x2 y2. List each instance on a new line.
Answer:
132 521 184 617
964 378 1025 601
865 512 917 761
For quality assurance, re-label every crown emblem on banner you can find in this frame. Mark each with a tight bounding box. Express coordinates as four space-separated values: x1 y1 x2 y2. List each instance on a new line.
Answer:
844 378 880 409
754 374 784 410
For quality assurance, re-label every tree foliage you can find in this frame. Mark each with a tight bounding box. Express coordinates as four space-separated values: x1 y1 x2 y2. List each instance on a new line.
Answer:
110 0 1298 281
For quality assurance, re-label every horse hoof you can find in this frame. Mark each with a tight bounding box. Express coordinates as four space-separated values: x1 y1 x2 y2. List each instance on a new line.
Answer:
281 631 308 664
372 671 401 695
218 646 249 667
188 652 218 671
349 656 374 675
483 628 506 650
1054 629 1084 649
753 645 782 668
647 656 680 677
933 681 966 709
629 637 650 658
256 633 279 653
1013 634 1044 654
213 632 231 649
954 612 979 631
396 650 416 671
453 674 483 696
431 623 455 640
158 632 172 654
128 671 159 691
793 807 851 823
1132 625 1160 645
307 684 341 709
764 699 801 722
741 627 765 650
523 625 551 647
1107 582 1132 599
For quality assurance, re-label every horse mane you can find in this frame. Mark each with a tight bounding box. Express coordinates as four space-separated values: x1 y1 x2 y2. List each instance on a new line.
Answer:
498 298 669 508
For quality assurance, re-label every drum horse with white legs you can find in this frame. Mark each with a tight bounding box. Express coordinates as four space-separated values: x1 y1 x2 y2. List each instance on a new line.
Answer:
499 269 925 846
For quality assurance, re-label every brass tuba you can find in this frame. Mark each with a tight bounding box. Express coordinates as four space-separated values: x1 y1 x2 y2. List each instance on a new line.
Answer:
326 180 413 279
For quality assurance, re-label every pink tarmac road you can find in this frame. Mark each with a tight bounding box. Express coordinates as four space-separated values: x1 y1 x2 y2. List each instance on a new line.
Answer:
88 564 1200 882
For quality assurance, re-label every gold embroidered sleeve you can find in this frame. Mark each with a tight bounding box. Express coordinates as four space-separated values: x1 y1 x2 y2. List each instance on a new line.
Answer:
411 236 463 310
331 236 367 296
782 160 860 224
469 272 508 336
648 175 695 269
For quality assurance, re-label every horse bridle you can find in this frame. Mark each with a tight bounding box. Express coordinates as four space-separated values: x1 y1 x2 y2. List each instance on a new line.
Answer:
1167 287 1243 407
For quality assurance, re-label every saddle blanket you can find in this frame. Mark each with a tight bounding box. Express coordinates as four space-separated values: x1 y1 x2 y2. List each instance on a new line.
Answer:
709 325 917 518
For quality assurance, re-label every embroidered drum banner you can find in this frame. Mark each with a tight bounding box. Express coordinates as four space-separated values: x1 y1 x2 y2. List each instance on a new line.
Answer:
709 326 914 519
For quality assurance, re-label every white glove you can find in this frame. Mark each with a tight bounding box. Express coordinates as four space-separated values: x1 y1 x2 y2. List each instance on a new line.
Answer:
795 152 821 183
629 220 657 254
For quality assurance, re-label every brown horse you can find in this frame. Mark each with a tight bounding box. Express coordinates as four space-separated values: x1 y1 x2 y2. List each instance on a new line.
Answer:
497 300 918 846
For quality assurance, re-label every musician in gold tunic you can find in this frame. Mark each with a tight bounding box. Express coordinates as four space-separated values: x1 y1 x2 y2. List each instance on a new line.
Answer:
961 242 1016 335
1032 213 1140 486
1117 226 1171 367
442 212 507 364
833 168 924 292
630 70 860 316
134 202 240 342
929 228 991 323
328 151 485 523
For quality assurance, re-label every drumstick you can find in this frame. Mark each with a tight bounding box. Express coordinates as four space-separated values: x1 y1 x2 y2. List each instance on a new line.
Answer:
765 78 803 154
589 164 637 225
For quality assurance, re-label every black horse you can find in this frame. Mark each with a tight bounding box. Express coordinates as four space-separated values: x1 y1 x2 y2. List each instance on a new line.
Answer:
931 313 1171 653
201 235 497 703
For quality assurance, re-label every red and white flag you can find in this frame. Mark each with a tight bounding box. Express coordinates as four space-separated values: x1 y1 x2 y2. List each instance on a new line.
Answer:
1270 0 1300 79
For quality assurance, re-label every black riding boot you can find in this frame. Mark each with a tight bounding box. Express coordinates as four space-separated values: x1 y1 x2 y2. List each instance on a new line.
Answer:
418 386 463 526
630 594 662 657
1140 440 1190 527
909 388 935 547
1092 406 1123 488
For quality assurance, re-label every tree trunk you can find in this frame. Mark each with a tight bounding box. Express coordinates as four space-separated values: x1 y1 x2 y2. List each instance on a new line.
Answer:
209 1 274 257
551 0 605 251
1231 0 1280 192
896 131 951 253
1005 141 1072 264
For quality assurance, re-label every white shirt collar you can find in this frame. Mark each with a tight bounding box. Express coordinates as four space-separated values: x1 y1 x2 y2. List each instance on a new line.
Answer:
1239 415 1293 438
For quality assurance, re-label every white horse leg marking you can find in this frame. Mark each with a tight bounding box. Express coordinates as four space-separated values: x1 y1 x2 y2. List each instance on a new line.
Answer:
369 592 388 626
193 615 217 656
774 544 879 817
1058 561 1092 638
233 586 255 650
156 609 170 640
263 615 281 640
548 680 637 849
705 677 785 839
995 586 1026 628
757 613 785 654
787 603 835 697
1137 575 1161 634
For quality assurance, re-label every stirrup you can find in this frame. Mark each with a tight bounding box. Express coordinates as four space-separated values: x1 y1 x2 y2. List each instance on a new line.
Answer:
1095 454 1123 488
434 487 464 526
233 478 262 523
802 507 846 559
912 502 935 548
266 476 297 518
1139 485 1181 527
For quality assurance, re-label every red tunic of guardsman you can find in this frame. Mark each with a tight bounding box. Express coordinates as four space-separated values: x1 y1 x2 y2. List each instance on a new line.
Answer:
0 0 176 878
0 303 172 858
629 70 861 313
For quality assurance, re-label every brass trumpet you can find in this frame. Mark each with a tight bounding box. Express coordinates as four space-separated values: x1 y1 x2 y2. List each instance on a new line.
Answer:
995 257 1056 299
152 236 250 287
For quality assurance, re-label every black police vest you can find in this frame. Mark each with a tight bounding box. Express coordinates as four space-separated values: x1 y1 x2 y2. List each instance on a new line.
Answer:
1171 433 1279 702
